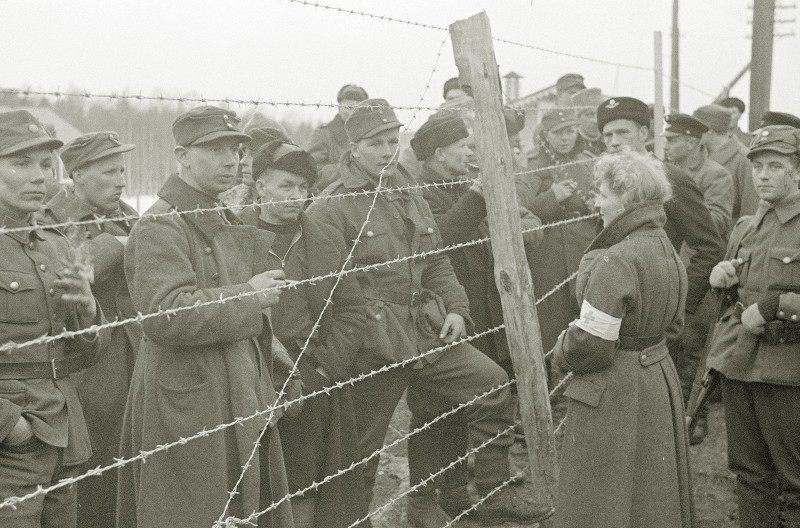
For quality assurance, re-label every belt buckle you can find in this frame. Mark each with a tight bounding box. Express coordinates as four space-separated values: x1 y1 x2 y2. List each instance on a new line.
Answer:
50 358 59 379
734 301 745 319
410 290 421 307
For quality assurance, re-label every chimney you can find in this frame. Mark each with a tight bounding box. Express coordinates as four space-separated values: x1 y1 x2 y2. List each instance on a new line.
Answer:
503 71 523 103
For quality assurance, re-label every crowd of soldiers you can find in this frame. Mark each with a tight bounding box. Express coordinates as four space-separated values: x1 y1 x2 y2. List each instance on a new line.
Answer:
0 69 799 528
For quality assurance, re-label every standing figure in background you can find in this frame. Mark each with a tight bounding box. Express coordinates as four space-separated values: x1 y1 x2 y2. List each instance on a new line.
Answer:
242 138 369 528
42 131 141 527
307 84 369 194
117 106 293 528
516 108 596 356
0 110 108 528
705 126 800 528
718 97 750 147
571 87 606 156
695 104 759 222
555 73 585 107
554 150 694 528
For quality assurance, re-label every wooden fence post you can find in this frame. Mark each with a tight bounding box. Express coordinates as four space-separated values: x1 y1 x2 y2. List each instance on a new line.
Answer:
450 11 558 516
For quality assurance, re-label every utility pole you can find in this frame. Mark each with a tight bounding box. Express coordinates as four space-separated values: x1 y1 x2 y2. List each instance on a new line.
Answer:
670 0 680 112
749 0 776 129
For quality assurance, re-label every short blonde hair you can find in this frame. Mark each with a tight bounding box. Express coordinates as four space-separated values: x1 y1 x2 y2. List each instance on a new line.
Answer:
594 149 672 205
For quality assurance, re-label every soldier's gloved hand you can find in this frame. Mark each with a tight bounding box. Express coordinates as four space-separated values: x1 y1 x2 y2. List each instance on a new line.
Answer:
709 258 742 289
4 416 34 446
439 313 466 343
741 303 767 335
248 269 286 308
55 265 97 322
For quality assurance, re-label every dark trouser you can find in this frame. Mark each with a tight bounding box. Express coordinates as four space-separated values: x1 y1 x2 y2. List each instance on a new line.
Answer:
0 436 79 528
721 376 800 528
352 342 514 509
672 292 717 416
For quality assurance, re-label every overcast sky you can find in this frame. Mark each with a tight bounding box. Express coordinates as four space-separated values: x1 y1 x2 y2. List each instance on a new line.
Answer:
1 0 797 131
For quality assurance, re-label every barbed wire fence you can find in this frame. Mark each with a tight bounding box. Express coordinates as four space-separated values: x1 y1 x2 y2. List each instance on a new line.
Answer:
0 2 724 526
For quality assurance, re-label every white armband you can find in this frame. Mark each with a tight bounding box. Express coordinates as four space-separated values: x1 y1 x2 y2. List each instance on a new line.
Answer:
574 300 622 341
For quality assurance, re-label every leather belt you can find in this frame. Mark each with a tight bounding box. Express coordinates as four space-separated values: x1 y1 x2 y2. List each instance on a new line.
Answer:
618 334 665 351
362 287 423 307
0 356 84 380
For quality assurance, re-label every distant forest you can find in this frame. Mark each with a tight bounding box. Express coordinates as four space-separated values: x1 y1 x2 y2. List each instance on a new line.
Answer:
0 89 318 198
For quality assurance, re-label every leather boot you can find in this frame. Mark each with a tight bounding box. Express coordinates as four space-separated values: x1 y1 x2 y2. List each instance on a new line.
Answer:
473 487 554 526
406 494 452 528
438 485 475 519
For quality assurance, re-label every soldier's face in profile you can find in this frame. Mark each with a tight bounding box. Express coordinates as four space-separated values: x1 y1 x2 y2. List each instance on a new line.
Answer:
351 128 400 179
603 119 648 154
546 124 578 154
751 152 800 204
0 147 52 216
436 138 472 177
255 169 308 224
664 136 695 164
178 138 240 196
73 153 126 213
577 110 599 137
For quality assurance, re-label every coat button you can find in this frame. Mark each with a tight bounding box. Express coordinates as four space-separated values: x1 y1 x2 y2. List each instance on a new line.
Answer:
366 230 374 237
779 338 786 344
792 314 798 321
783 257 792 264
49 288 56 296
211 272 219 279
9 281 19 291
779 311 785 318
374 313 382 321
640 354 647 361
39 264 46 271
427 227 434 234
204 247 212 254
28 242 34 250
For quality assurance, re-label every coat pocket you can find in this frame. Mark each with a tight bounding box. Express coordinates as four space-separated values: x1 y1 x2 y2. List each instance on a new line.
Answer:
357 221 391 264
157 379 212 438
766 247 800 291
0 270 39 323
564 375 607 408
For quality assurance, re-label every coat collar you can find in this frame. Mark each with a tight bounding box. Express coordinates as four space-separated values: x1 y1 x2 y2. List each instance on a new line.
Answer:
337 154 410 198
587 201 666 252
0 206 45 245
753 191 800 227
712 135 747 166
157 174 241 241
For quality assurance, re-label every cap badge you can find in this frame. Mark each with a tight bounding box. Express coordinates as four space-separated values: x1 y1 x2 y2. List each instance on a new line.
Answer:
223 114 236 130
762 130 770 137
109 133 121 145
28 124 39 133
606 99 619 109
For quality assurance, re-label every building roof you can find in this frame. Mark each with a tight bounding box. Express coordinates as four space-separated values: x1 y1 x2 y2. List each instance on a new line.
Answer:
507 83 557 108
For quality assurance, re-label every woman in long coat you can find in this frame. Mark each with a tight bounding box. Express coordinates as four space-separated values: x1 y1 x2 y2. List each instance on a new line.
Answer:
553 151 695 528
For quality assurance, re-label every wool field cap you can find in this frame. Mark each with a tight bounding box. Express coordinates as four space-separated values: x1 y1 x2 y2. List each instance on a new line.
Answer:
344 99 403 143
60 131 135 175
718 97 745 114
663 114 709 139
570 88 604 113
337 84 369 103
540 108 578 133
0 110 64 156
410 111 469 161
596 97 650 132
442 77 473 99
760 111 800 130
693 105 732 134
247 127 292 154
172 106 251 147
252 141 317 184
747 125 800 159
556 73 585 94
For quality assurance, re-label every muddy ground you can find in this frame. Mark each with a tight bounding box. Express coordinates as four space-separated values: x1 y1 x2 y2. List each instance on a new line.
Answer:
370 396 737 527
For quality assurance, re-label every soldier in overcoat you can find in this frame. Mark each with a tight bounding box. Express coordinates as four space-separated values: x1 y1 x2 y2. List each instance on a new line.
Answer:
553 150 694 528
116 106 293 528
0 110 109 528
705 126 800 528
307 99 551 526
41 131 142 526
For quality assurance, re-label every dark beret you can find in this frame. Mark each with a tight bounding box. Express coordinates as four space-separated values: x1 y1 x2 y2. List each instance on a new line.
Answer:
443 77 473 100
336 84 368 103
252 141 317 184
596 97 650 132
760 111 800 130
410 111 469 161
172 106 250 147
344 99 403 143
718 97 745 114
663 114 709 139
61 131 135 175
0 110 63 156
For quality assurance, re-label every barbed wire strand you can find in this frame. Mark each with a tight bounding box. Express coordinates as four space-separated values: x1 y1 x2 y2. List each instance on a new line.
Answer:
0 213 594 354
219 378 516 527
216 34 452 522
442 469 532 528
0 157 597 236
